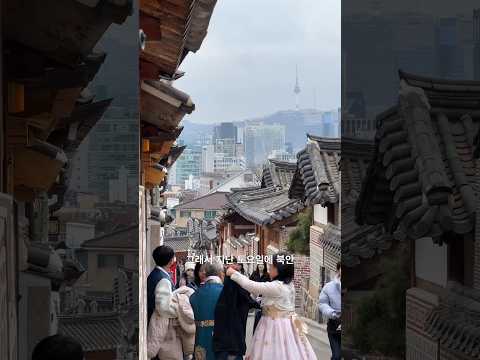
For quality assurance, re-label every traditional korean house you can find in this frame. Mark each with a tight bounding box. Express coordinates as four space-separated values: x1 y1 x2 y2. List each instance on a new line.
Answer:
220 160 301 271
357 71 480 360
58 268 138 360
1 2 133 359
163 235 191 263
289 135 340 299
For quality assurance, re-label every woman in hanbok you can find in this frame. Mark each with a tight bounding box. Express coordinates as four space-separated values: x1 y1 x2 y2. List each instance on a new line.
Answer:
226 252 317 360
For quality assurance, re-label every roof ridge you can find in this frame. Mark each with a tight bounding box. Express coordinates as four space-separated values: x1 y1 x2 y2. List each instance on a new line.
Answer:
174 191 229 209
82 224 138 246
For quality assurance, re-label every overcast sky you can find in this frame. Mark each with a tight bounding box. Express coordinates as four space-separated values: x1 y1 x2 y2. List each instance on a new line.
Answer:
176 0 341 124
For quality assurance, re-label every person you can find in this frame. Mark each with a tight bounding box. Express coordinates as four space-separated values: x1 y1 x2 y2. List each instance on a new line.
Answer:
189 261 206 291
147 281 196 360
226 252 317 360
213 258 261 360
171 259 180 288
249 263 269 282
147 246 176 325
250 263 270 333
179 262 196 288
189 260 224 360
239 263 246 276
32 334 83 360
319 262 341 360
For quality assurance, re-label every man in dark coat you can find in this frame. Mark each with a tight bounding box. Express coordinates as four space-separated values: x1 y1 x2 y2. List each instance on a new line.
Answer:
213 259 260 360
146 245 175 325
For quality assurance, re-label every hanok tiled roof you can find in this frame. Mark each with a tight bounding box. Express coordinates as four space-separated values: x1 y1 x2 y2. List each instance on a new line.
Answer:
357 71 480 244
425 283 480 359
289 135 340 206
58 313 124 352
82 225 138 250
227 186 304 226
164 236 190 252
261 159 297 188
175 191 228 211
341 138 395 267
227 158 303 226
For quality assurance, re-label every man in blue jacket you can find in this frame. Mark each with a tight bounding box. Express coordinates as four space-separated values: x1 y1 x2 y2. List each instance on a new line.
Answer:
319 261 341 360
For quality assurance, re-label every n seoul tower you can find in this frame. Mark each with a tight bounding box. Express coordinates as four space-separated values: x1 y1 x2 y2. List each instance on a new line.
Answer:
294 65 301 110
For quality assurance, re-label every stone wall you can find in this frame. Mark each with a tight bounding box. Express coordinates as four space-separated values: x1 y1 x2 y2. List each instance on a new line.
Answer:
293 254 310 309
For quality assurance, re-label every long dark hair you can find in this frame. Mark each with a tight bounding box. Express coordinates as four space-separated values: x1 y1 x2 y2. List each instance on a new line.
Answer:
261 262 269 276
194 262 203 285
272 252 294 284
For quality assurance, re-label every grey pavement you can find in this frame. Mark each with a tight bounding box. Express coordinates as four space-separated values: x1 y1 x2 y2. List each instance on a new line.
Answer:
245 312 332 359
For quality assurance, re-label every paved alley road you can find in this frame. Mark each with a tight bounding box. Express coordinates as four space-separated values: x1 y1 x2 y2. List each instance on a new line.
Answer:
245 313 332 359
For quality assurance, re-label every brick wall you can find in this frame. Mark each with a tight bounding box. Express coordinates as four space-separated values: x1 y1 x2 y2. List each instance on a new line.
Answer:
293 254 310 309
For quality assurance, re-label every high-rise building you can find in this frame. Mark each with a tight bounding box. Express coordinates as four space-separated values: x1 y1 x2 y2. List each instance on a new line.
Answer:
86 106 139 201
201 144 215 174
244 122 286 167
213 122 237 143
268 150 296 163
175 146 202 186
108 166 137 204
69 140 90 193
214 138 236 157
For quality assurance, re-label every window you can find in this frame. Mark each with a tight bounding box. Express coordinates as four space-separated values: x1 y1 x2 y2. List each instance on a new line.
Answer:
180 210 191 218
98 255 124 268
204 210 217 219
327 204 336 225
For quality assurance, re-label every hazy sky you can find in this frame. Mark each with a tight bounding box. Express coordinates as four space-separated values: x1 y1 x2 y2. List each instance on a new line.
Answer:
176 0 341 124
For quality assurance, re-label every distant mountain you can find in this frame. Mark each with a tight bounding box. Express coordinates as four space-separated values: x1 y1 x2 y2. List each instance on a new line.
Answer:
180 109 338 151
180 120 215 141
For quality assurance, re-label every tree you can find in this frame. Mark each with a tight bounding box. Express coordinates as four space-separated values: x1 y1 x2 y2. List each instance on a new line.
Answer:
351 252 409 358
286 208 312 255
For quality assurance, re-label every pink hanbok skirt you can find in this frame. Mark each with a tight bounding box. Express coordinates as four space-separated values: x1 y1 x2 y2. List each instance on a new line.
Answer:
246 314 318 360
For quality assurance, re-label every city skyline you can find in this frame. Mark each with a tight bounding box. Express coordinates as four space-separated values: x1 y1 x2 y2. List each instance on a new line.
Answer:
175 0 341 124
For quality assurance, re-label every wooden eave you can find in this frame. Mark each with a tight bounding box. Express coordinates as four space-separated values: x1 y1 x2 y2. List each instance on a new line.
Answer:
5 0 132 65
139 0 197 78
